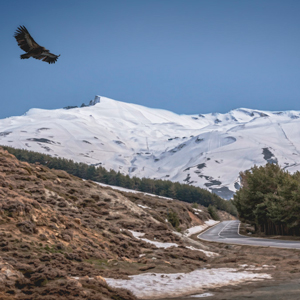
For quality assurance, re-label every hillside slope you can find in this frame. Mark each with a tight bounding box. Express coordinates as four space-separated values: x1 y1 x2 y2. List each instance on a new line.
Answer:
0 147 219 299
2 147 300 299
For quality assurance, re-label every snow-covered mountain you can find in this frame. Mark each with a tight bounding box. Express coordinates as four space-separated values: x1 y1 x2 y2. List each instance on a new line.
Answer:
1 95 300 199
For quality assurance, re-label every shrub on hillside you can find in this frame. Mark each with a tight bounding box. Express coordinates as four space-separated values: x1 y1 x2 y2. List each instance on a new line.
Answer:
207 205 220 221
167 210 180 229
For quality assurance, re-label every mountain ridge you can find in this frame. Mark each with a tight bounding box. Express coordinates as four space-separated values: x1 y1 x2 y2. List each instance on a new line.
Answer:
1 95 300 199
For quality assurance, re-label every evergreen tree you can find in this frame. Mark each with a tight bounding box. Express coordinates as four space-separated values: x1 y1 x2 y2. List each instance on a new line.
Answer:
208 205 220 221
234 163 300 235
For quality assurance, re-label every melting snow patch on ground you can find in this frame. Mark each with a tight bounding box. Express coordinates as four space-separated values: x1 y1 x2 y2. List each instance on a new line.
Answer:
189 293 214 297
129 230 178 249
129 230 218 257
185 220 219 237
105 268 271 299
129 230 145 239
185 246 219 258
95 182 173 200
137 204 151 209
239 264 276 271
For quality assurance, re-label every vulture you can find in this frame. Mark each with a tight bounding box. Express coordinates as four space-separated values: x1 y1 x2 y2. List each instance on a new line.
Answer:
14 26 60 64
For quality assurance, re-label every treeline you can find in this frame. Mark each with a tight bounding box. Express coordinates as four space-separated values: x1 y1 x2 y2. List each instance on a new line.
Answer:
234 163 300 236
2 146 237 216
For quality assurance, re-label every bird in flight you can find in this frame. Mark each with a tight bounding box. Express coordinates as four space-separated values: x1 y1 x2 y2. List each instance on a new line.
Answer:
14 26 60 64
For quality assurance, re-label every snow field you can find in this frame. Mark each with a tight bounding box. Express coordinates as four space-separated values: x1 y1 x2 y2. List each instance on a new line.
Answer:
105 268 271 299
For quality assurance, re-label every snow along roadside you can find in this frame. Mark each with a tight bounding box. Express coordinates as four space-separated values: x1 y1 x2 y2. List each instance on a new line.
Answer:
184 220 220 237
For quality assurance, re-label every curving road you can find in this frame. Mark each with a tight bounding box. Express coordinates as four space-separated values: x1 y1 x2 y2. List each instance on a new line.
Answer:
198 220 300 250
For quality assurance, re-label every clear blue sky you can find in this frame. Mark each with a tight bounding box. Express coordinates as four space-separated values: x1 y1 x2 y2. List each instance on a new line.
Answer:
1 0 300 119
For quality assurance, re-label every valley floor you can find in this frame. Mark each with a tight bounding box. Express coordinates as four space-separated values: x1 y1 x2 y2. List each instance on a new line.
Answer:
101 233 300 300
156 240 300 300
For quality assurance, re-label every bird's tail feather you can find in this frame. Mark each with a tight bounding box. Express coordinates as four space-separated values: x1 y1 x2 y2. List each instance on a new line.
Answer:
20 54 30 59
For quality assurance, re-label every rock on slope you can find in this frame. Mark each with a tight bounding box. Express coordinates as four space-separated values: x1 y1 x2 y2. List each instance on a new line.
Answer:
0 147 218 299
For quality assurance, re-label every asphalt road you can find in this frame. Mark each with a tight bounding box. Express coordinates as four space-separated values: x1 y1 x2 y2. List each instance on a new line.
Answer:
198 220 300 250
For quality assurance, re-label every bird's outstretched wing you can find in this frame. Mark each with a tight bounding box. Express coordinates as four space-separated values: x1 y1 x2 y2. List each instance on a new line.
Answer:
14 25 40 52
33 52 60 64
14 25 60 64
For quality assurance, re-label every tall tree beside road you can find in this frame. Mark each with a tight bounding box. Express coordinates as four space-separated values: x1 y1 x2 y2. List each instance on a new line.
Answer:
234 163 300 235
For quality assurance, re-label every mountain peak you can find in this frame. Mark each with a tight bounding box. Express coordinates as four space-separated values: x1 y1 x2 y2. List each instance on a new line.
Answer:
1 96 300 199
